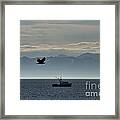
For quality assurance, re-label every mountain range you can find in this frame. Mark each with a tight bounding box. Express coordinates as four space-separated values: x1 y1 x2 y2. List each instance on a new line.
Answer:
20 53 100 78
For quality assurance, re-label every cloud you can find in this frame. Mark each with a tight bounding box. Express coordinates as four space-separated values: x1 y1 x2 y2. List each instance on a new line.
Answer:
20 45 38 52
21 42 100 54
21 45 38 48
20 20 100 46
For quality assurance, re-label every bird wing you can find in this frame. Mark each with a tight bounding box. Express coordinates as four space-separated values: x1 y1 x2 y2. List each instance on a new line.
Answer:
42 57 46 62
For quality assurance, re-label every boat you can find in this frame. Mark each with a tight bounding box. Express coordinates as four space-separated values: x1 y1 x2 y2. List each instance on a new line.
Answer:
52 77 72 87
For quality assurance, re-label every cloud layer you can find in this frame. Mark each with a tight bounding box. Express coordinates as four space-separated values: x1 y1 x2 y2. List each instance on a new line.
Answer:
21 42 100 54
20 20 100 54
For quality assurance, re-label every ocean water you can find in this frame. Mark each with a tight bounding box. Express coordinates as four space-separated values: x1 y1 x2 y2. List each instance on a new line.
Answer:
20 79 100 100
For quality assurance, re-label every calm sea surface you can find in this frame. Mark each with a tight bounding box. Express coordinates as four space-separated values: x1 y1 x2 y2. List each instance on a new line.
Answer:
20 79 100 100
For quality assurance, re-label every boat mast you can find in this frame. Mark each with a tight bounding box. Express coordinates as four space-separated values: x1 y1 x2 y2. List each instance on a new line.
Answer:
59 76 63 84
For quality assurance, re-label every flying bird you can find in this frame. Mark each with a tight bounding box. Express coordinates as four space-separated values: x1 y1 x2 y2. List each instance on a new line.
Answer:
36 57 46 64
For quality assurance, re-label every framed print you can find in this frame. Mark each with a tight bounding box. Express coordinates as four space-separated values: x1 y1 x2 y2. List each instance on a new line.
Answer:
0 0 119 119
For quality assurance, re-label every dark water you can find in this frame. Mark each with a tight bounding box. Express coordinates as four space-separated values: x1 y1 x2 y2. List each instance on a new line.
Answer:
20 79 100 100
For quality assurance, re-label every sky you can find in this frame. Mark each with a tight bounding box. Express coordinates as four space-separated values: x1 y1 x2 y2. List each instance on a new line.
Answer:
20 20 100 56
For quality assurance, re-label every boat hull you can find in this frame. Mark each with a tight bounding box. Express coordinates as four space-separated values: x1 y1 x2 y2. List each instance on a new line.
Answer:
52 83 72 87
